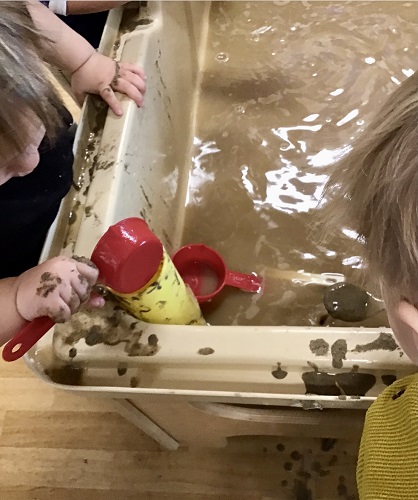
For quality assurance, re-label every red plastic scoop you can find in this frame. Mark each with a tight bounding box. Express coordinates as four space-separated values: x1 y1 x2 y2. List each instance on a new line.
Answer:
2 217 163 362
172 244 262 303
2 317 55 362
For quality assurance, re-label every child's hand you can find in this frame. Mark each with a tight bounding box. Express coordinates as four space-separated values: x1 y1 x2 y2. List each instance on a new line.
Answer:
15 256 103 323
71 52 146 116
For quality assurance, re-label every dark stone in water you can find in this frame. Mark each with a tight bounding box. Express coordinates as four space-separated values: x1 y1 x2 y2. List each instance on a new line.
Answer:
323 283 369 322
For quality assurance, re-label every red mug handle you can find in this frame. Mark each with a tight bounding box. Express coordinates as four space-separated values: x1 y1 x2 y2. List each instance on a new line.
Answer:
224 270 262 293
2 316 55 362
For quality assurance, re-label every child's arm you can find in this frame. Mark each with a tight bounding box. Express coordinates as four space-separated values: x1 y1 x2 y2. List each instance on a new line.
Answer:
0 256 102 347
45 1 128 16
26 0 146 116
0 278 27 347
66 1 129 14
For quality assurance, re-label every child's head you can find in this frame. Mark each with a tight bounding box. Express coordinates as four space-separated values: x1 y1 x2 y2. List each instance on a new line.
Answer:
323 71 418 362
0 2 64 186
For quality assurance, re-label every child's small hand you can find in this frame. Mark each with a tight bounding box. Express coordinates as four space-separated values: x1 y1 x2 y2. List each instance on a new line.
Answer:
71 52 146 116
15 256 103 323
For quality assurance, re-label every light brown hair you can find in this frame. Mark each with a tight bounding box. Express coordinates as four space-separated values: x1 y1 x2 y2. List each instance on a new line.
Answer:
321 71 418 305
0 2 64 155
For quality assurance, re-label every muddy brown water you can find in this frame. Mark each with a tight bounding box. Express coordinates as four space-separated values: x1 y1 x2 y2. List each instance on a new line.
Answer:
181 1 418 326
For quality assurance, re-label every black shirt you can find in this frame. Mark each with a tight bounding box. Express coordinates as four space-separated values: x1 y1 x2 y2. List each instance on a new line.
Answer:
0 111 74 278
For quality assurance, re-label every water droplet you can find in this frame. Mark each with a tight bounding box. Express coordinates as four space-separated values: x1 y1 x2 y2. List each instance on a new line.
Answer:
216 52 229 63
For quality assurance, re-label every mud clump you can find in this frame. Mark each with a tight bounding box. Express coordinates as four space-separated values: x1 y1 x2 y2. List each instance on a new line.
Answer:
331 339 347 369
309 339 329 356
198 347 214 355
353 332 398 353
85 326 104 346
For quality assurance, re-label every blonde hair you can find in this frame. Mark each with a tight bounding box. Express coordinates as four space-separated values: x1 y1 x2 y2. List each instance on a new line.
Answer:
0 2 64 154
322 71 418 305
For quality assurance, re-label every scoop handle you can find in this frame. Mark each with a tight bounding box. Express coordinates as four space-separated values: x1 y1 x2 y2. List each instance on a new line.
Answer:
2 316 55 362
225 270 262 293
266 268 345 286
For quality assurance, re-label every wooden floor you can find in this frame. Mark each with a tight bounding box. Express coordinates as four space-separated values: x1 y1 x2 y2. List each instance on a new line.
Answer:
0 359 360 499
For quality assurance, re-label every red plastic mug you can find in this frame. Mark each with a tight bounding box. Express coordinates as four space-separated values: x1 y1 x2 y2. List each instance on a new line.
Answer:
2 218 165 362
172 244 262 303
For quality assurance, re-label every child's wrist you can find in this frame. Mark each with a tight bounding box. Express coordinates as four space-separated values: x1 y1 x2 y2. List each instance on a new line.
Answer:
12 278 29 324
69 49 96 77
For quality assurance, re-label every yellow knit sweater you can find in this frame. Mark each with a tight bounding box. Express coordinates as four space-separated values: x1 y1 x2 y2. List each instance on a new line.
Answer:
357 374 418 499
